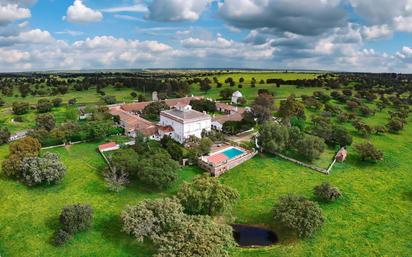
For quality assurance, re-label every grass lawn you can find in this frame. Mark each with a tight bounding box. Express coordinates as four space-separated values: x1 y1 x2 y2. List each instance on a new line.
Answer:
191 72 322 102
0 142 201 257
220 116 412 257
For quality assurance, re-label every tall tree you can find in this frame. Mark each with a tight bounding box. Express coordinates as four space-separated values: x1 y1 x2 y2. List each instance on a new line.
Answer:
252 93 275 124
178 175 239 216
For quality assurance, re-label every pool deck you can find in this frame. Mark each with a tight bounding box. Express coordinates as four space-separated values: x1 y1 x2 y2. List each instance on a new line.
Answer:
198 144 257 176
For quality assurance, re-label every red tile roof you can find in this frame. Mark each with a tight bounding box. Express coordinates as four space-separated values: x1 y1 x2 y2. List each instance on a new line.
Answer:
99 142 117 151
207 153 228 164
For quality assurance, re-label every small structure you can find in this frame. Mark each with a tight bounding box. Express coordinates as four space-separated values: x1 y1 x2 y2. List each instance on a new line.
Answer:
336 147 348 162
231 91 243 104
78 106 92 120
98 142 119 153
152 91 159 101
9 130 28 142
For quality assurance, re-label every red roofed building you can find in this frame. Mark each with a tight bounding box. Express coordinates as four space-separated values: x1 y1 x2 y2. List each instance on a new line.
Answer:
336 148 348 162
98 142 119 152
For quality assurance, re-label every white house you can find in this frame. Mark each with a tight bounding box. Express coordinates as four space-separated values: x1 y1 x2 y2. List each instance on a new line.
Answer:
160 103 211 144
231 91 243 104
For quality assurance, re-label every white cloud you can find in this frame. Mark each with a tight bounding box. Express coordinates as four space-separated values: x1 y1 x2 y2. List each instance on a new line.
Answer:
147 0 210 22
102 4 147 13
55 29 84 36
63 0 102 23
361 24 392 40
0 3 31 26
393 16 412 32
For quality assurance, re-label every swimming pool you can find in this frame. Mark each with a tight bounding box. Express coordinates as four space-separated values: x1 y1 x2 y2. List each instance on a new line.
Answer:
222 147 245 159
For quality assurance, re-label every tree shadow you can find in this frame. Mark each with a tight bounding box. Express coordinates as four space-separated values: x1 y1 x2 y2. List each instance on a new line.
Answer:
402 191 412 202
99 214 155 256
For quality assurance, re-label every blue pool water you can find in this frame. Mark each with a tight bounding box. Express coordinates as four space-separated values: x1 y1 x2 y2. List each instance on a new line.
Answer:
222 148 245 159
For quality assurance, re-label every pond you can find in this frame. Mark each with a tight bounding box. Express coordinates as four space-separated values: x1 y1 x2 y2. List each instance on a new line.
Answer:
231 224 278 247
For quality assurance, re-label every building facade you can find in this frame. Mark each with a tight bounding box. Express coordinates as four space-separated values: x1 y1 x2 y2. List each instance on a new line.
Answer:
160 104 211 144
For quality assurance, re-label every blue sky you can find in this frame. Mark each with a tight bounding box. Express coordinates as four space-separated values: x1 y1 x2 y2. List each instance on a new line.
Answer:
0 0 412 72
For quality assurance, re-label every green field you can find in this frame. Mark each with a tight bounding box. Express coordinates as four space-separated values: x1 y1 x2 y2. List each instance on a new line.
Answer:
192 72 321 101
0 72 411 257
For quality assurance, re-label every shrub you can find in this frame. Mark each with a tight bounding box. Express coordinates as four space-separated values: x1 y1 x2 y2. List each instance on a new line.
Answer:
52 98 63 107
273 195 324 238
53 229 72 246
36 113 56 131
60 204 93 235
386 117 404 133
314 182 342 202
12 101 29 115
354 142 383 162
37 99 53 113
0 127 10 145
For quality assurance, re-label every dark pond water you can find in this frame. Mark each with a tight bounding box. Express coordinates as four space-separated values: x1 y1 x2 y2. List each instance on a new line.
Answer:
231 224 278 247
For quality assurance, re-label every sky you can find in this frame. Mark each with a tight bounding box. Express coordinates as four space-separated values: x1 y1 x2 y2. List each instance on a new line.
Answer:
0 0 412 72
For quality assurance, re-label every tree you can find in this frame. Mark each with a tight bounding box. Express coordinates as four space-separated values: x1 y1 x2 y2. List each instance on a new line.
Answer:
59 204 93 234
121 198 186 242
64 106 79 121
37 99 53 113
354 142 383 162
53 229 72 246
52 98 63 107
21 152 66 186
110 148 140 177
314 182 342 202
273 195 324 238
219 88 235 100
386 117 404 133
278 95 305 124
142 101 170 121
0 127 10 145
200 80 212 92
258 122 289 153
12 101 29 115
288 126 304 149
130 92 138 98
156 215 235 257
252 93 275 124
103 166 129 192
177 175 239 216
101 95 117 105
330 126 353 147
138 152 179 189
296 135 326 161
359 105 374 117
9 136 41 157
36 113 56 131
190 99 216 113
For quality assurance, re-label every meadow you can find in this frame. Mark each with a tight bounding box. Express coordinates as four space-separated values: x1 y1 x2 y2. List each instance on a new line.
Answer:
0 72 411 257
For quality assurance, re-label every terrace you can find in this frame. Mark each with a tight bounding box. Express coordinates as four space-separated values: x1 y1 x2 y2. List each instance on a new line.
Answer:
198 144 257 176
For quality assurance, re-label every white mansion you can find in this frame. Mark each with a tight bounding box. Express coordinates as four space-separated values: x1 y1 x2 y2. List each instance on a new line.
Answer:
160 103 211 144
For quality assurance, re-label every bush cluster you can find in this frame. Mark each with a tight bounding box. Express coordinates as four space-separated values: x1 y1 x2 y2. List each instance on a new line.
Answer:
53 204 93 246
